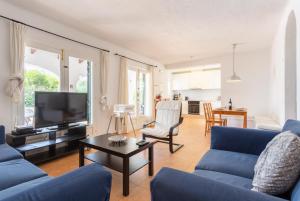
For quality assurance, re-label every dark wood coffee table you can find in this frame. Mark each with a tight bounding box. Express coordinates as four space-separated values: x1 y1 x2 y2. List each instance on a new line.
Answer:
78 134 156 196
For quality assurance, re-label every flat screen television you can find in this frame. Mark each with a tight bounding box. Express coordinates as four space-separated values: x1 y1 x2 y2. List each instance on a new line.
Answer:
34 92 88 128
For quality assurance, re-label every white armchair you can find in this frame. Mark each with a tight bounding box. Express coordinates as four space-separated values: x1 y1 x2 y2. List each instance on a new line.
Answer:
141 100 183 153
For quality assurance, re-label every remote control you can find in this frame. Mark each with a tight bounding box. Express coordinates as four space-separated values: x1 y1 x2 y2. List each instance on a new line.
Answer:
136 140 149 146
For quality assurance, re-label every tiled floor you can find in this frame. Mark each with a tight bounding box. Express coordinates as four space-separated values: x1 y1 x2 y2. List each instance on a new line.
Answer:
39 115 210 201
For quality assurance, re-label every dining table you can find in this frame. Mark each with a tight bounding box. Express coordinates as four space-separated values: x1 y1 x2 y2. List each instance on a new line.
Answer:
212 107 248 128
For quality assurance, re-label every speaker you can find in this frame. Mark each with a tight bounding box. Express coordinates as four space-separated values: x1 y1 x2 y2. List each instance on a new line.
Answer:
67 125 86 136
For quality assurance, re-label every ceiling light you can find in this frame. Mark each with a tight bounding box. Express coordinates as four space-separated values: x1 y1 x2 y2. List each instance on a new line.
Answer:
227 43 242 83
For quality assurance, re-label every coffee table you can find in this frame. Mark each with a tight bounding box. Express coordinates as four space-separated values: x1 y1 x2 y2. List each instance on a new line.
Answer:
79 134 156 196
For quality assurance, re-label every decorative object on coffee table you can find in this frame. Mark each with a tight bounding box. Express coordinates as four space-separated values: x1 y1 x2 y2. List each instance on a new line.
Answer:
108 135 127 146
79 134 157 196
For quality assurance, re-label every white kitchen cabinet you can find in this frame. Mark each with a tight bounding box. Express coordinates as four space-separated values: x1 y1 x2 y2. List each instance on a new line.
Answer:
182 101 188 115
172 73 190 90
189 72 203 89
172 69 220 90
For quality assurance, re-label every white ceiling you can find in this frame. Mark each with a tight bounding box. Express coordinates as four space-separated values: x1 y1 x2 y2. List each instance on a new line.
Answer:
5 0 287 65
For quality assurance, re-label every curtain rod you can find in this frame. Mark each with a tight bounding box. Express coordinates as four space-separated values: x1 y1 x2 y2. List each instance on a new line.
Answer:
115 53 158 68
0 14 110 53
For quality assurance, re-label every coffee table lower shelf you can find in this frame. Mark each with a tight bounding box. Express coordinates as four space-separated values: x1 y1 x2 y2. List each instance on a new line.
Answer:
85 151 149 175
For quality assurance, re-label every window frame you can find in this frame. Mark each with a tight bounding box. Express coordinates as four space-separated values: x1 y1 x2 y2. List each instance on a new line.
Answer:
127 65 150 117
23 43 93 126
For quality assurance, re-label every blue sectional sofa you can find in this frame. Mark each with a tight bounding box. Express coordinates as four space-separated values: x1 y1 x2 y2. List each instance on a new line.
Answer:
0 125 112 201
151 120 300 201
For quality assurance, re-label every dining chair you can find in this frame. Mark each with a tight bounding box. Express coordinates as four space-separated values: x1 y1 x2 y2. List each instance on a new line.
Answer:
203 102 227 136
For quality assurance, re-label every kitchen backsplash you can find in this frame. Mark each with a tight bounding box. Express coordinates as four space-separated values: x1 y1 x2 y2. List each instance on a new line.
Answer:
174 89 221 101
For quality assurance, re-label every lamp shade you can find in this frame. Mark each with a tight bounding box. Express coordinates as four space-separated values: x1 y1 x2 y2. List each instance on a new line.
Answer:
227 73 242 83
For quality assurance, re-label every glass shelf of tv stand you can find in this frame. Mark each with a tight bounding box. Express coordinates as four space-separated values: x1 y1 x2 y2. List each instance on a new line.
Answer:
16 134 86 153
34 123 86 134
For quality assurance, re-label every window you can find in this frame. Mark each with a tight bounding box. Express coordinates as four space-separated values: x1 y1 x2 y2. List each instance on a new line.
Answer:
24 46 93 125
128 67 151 117
24 47 61 125
68 56 93 123
138 71 147 115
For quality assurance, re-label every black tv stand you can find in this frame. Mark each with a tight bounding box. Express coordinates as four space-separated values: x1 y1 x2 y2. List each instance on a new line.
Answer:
6 124 87 164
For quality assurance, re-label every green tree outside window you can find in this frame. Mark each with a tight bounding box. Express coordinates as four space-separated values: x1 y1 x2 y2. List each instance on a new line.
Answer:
24 69 59 107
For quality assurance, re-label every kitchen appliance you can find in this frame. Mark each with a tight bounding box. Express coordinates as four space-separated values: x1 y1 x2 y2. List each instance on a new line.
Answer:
188 101 200 114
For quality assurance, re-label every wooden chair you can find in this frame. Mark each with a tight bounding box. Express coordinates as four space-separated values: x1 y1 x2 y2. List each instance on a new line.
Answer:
203 102 227 136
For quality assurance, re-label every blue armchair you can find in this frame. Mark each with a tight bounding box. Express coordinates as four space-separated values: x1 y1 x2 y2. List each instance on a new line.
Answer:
0 125 112 201
151 120 300 201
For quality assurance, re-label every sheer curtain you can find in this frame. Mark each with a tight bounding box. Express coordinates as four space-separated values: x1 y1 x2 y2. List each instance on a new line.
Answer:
6 22 27 126
118 57 128 104
145 66 154 119
99 50 109 111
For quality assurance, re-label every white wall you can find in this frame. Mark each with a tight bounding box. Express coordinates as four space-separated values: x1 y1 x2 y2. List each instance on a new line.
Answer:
0 1 164 133
270 0 300 125
153 69 171 99
167 48 271 117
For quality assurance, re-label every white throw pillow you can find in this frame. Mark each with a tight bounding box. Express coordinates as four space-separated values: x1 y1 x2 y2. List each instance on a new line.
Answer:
252 131 300 195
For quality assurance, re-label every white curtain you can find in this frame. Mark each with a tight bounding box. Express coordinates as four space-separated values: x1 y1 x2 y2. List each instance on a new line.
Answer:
118 57 128 104
6 22 27 103
6 22 27 127
145 66 155 118
99 50 109 111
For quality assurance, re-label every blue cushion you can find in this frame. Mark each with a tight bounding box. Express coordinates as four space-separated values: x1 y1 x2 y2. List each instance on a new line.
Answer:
193 169 253 189
291 179 300 201
195 149 258 179
0 176 52 200
0 159 47 191
0 144 23 162
283 119 300 135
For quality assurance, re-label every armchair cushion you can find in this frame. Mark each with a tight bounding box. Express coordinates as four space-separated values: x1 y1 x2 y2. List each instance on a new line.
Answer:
0 176 52 200
195 149 258 179
141 125 169 137
0 144 23 162
292 180 300 201
193 169 253 189
1 163 112 201
151 167 287 201
282 119 300 135
0 159 47 191
211 126 280 155
155 101 181 135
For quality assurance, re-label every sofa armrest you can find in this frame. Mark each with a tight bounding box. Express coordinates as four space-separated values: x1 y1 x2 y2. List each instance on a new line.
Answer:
151 167 287 201
211 126 280 155
2 163 112 201
0 126 5 144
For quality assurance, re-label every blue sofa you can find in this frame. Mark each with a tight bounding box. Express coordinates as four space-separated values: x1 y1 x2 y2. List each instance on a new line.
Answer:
0 125 112 201
151 119 300 201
